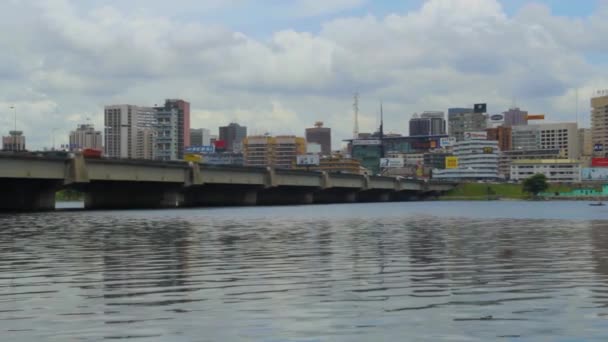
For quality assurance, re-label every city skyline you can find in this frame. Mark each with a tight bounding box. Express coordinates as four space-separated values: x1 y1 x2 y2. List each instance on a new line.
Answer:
0 0 605 150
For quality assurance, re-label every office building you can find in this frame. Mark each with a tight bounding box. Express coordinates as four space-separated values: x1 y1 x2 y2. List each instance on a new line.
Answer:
243 135 306 169
511 123 579 160
69 124 102 151
579 128 592 157
510 159 581 183
293 157 361 174
448 107 473 119
592 94 608 156
220 123 247 152
156 99 190 160
2 131 26 151
104 105 156 159
503 107 528 126
424 152 453 170
432 139 499 180
499 149 561 179
448 111 487 141
305 122 331 155
486 126 512 152
409 111 446 136
190 128 211 147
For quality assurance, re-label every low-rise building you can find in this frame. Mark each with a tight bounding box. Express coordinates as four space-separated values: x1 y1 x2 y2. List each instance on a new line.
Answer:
293 157 361 174
510 159 581 183
243 135 306 169
2 131 26 151
432 139 499 180
499 149 562 179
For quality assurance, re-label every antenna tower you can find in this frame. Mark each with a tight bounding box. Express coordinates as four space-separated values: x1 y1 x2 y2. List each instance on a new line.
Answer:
353 92 359 138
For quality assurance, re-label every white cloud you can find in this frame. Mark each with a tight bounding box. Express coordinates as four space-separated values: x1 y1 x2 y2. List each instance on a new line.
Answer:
0 0 607 150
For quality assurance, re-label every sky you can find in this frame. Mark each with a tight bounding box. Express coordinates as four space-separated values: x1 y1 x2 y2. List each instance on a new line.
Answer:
1 0 608 150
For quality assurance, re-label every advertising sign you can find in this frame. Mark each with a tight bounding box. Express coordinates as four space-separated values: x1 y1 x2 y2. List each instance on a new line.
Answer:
445 156 458 169
594 144 604 152
379 158 404 168
582 168 608 181
592 158 608 167
490 114 504 121
440 137 456 147
473 103 487 113
185 145 215 154
483 147 494 154
352 139 382 146
296 154 320 166
464 131 487 140
526 114 545 121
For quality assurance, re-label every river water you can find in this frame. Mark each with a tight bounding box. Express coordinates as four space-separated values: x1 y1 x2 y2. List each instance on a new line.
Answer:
2 201 608 341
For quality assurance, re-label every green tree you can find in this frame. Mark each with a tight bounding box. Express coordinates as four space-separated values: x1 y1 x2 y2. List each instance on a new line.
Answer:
523 174 549 197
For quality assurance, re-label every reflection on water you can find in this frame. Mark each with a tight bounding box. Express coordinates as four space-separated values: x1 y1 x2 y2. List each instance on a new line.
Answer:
2 202 608 341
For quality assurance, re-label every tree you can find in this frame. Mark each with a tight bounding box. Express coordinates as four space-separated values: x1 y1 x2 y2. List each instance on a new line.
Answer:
523 174 549 197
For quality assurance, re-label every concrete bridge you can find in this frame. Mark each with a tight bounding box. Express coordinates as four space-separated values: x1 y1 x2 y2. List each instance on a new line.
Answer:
0 153 456 211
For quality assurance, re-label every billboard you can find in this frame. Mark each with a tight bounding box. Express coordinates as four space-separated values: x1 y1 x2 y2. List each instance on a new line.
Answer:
490 114 504 121
379 158 404 168
473 103 487 113
296 154 320 166
526 114 545 121
445 156 458 169
440 137 456 147
185 145 215 154
582 168 608 181
594 144 604 152
464 131 487 140
352 139 381 146
592 158 608 167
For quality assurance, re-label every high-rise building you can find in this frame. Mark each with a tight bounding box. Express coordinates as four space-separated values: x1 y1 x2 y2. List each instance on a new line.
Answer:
243 135 306 169
69 124 102 151
503 107 528 126
305 121 331 155
579 128 592 157
592 94 608 156
190 128 211 147
2 131 26 151
104 105 156 159
220 123 247 152
511 123 580 159
448 111 487 141
486 126 512 152
410 112 446 136
153 105 179 161
159 99 190 160
448 107 473 119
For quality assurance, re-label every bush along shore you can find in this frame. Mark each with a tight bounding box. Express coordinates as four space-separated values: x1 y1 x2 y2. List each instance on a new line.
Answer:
440 183 574 201
56 189 84 202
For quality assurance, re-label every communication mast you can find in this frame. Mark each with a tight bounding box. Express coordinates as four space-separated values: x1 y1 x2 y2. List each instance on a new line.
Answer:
353 92 359 139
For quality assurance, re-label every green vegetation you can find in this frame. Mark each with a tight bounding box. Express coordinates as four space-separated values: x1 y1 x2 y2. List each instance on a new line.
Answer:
441 182 574 200
56 189 83 201
523 174 549 197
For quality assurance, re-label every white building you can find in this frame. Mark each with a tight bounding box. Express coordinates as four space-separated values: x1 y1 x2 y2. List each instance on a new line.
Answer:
512 123 580 160
104 105 156 159
190 128 211 147
432 139 499 180
69 124 102 151
154 106 178 161
510 159 581 183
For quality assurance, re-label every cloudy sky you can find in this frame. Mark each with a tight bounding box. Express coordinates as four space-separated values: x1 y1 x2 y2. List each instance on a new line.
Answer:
1 0 607 150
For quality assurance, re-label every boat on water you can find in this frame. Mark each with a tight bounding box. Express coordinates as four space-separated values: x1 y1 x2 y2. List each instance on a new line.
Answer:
590 202 605 206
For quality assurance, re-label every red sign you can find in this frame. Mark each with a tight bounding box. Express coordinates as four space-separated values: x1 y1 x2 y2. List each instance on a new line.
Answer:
214 140 226 149
592 158 608 167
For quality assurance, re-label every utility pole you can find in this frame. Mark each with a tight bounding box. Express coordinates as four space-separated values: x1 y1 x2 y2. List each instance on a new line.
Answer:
379 102 385 159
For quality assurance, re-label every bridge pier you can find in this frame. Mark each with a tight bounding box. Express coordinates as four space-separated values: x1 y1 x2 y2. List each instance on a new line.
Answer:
183 185 259 207
257 187 315 205
357 190 392 203
82 182 183 210
314 189 358 204
0 179 61 211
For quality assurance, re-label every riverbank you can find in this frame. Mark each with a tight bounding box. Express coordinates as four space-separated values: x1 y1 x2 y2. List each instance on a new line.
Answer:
440 183 574 200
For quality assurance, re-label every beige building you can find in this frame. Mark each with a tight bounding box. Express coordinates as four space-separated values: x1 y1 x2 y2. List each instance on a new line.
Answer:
510 159 581 183
2 131 26 151
592 94 608 156
69 124 102 151
104 105 156 159
579 128 592 167
512 123 580 160
243 135 306 169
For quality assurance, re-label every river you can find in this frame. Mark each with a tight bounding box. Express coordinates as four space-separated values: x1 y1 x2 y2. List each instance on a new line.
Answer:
2 201 608 341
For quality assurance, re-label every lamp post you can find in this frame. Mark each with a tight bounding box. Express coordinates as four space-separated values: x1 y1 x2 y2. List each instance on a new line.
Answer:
9 106 16 151
51 128 58 151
